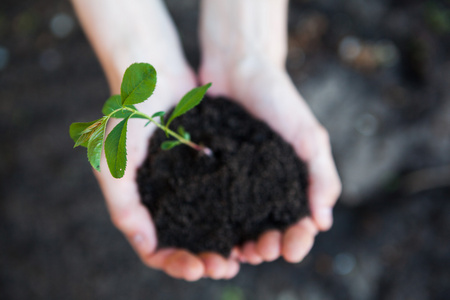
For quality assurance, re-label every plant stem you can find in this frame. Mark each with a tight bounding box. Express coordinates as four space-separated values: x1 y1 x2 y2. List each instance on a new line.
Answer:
120 107 213 156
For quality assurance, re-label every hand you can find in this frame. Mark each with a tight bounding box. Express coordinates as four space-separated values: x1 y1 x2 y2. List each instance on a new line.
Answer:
199 57 342 264
199 0 341 265
94 70 240 281
72 0 242 281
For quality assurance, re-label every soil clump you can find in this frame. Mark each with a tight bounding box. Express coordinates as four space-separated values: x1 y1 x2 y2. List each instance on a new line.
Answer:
137 97 309 257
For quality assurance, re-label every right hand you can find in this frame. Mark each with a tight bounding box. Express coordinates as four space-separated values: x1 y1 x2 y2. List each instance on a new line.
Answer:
94 70 241 281
198 0 341 265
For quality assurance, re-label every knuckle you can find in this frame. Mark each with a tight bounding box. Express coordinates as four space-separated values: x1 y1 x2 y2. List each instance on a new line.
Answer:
330 171 343 198
322 175 342 204
110 209 132 231
110 214 122 228
334 181 343 197
316 125 330 143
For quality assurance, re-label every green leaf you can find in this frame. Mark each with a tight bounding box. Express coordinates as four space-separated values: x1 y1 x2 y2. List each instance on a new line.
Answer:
152 111 166 127
161 140 181 150
105 117 130 178
70 119 103 148
70 120 97 147
177 125 186 136
103 95 146 119
121 63 157 106
177 125 191 141
87 120 107 171
151 111 165 118
102 95 123 115
166 83 211 128
111 109 147 119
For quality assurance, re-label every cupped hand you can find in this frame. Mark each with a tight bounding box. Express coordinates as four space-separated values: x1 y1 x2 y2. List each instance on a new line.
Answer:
94 70 240 281
199 58 342 264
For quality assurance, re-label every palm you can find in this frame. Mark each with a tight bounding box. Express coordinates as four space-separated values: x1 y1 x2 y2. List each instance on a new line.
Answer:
94 72 240 280
199 61 341 264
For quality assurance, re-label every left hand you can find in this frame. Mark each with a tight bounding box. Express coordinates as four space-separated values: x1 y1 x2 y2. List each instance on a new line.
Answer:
199 56 342 264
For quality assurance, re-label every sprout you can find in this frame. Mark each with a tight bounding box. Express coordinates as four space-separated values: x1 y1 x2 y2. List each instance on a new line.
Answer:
70 63 212 178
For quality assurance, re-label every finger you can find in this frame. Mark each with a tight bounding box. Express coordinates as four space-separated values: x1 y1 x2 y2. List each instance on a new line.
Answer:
237 252 247 263
241 241 264 265
94 120 161 261
164 250 205 281
255 230 282 262
230 246 241 260
109 199 158 260
224 259 240 279
282 217 317 263
144 248 176 270
199 252 229 279
294 126 341 231
231 246 248 263
307 127 341 231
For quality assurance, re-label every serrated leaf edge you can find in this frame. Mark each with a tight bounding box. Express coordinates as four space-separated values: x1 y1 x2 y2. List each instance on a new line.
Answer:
87 119 108 171
121 63 157 106
105 117 130 178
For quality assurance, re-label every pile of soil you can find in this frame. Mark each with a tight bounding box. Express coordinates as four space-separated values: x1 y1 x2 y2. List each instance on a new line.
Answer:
137 97 309 257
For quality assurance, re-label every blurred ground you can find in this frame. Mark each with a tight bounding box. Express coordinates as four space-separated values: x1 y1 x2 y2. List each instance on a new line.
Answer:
1 0 449 299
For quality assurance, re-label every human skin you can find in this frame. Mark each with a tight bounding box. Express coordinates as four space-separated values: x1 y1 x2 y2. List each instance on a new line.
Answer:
71 0 341 281
72 0 240 281
199 0 341 266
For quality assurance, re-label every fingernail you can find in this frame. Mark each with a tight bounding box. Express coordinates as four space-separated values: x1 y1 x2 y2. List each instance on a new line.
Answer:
317 208 333 229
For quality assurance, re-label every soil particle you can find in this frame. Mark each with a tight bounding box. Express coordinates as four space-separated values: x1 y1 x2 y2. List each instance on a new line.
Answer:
137 97 309 257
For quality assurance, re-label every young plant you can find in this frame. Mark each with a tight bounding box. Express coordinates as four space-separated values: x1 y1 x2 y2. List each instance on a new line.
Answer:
70 62 212 179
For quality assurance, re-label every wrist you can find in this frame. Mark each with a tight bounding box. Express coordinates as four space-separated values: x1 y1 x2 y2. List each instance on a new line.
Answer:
72 0 194 95
106 56 195 97
200 0 288 70
199 50 287 101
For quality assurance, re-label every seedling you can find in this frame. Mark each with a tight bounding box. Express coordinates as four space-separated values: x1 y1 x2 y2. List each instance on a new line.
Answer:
70 62 212 179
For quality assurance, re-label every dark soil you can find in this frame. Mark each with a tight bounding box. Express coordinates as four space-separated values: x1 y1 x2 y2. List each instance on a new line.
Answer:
137 97 309 256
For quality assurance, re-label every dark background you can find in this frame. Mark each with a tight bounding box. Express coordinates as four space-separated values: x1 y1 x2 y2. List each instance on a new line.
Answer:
1 0 449 299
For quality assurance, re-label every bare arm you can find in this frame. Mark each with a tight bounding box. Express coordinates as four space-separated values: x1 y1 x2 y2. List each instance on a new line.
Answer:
72 0 193 94
200 0 288 69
